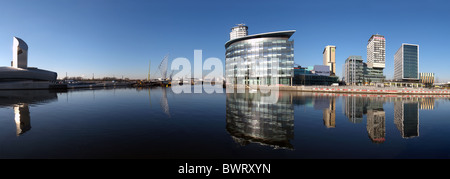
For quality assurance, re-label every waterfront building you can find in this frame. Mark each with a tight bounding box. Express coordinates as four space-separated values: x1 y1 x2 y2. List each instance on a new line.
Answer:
0 37 57 89
367 34 386 69
225 27 295 86
343 56 364 85
229 24 248 40
363 63 385 84
361 34 386 84
394 44 419 82
323 45 336 76
313 65 330 76
419 72 434 85
292 67 338 86
294 65 312 75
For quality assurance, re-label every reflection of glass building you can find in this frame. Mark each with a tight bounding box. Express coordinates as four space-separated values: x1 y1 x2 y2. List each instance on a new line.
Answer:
344 96 364 123
367 109 386 143
343 56 364 85
226 92 294 149
394 101 419 138
225 28 295 86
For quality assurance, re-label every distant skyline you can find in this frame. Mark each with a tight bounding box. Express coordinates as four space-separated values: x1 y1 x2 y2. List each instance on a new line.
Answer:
0 0 449 81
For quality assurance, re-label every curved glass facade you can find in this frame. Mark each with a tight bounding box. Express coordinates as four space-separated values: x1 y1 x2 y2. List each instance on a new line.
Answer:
225 33 294 86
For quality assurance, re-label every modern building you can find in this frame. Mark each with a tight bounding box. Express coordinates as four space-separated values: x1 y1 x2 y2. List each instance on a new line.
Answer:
313 65 330 76
293 65 338 85
367 34 386 69
394 43 419 82
323 45 336 76
343 56 364 85
363 63 385 84
0 37 57 89
229 24 248 40
12 37 28 68
363 34 386 84
419 72 434 85
225 27 295 86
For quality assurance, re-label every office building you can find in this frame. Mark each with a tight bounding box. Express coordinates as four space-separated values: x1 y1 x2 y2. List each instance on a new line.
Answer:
225 26 295 86
362 34 386 84
343 56 364 85
367 34 386 69
229 24 248 40
323 45 336 76
363 63 385 84
293 65 338 85
394 44 419 82
419 72 434 85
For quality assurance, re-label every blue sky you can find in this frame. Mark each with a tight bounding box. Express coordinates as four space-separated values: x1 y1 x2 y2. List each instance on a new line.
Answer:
0 0 449 81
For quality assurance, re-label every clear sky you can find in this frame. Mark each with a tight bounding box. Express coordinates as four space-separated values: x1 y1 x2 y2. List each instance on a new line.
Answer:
1 0 449 81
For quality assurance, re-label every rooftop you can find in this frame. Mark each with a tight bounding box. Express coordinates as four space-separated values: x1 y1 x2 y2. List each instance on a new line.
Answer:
225 30 296 48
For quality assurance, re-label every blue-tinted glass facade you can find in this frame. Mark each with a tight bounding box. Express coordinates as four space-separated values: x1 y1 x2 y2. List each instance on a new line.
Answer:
225 33 295 86
403 45 418 79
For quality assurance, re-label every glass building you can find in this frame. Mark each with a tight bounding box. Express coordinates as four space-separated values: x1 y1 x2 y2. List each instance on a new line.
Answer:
225 30 295 86
394 44 419 81
343 56 364 85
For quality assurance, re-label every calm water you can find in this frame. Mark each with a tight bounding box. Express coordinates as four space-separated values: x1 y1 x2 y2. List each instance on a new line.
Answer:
1 86 450 159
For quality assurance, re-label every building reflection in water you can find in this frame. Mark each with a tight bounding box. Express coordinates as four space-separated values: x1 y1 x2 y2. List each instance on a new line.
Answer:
344 96 364 123
14 103 31 136
226 91 294 149
394 100 419 138
322 97 336 128
419 97 435 110
343 96 386 143
366 109 385 143
311 94 336 128
0 90 58 136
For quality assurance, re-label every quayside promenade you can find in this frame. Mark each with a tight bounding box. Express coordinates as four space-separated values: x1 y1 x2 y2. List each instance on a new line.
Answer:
277 85 450 95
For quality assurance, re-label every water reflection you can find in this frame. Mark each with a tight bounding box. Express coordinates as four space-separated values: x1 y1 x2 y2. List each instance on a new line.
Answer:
226 91 443 147
0 90 58 136
226 91 295 149
394 101 419 138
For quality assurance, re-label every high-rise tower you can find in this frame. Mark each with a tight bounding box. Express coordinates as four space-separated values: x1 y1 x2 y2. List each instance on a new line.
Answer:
323 45 336 76
229 24 248 40
367 34 385 69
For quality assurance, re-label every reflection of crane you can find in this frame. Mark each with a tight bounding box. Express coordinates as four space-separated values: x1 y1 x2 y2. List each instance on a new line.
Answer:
161 87 170 117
